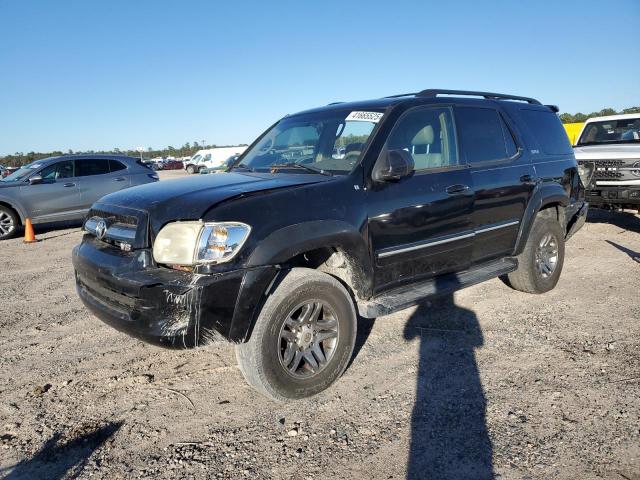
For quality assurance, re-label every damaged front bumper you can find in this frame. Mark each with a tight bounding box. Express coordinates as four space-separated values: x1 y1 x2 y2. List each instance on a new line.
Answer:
72 236 277 349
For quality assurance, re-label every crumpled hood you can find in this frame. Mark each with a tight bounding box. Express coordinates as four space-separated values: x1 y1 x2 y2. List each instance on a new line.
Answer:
574 144 640 160
97 171 331 223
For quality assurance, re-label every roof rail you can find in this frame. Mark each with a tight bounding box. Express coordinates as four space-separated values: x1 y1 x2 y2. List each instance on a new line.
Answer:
416 89 542 105
384 93 418 98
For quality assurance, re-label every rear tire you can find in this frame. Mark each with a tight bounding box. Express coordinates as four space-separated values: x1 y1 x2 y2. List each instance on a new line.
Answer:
0 206 19 240
236 268 357 402
506 211 565 294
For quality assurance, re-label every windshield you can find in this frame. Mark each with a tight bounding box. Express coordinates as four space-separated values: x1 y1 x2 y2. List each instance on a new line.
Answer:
0 161 43 182
577 117 640 145
236 109 383 175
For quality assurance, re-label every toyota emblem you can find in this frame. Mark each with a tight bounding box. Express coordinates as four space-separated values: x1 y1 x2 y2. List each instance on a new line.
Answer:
95 219 107 240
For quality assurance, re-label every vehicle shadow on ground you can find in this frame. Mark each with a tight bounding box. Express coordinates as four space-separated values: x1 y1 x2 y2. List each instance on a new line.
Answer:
605 240 640 263
403 293 494 479
587 209 640 233
0 421 122 480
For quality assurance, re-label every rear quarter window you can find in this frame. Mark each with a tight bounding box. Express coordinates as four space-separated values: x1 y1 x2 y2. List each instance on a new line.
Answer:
109 160 127 172
519 109 573 155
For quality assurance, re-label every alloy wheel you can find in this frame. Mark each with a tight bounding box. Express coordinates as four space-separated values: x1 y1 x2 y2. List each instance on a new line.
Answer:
535 233 558 278
0 211 15 237
278 300 339 378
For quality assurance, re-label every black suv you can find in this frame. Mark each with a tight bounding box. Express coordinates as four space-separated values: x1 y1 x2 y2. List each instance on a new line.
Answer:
73 89 588 401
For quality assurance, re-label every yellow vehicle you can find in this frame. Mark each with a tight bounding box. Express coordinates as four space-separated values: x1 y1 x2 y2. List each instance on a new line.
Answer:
563 122 584 145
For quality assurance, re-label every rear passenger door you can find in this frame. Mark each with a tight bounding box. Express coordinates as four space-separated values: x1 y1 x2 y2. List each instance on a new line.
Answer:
76 158 130 208
455 106 535 263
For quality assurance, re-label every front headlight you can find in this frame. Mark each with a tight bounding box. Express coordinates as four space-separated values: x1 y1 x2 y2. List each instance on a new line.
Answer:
153 221 250 266
577 161 594 187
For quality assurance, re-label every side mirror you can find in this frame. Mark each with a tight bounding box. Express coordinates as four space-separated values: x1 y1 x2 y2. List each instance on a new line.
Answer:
373 149 414 182
29 174 43 185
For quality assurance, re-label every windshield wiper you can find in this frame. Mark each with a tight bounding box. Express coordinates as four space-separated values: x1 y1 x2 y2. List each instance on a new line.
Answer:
269 163 331 176
233 163 254 172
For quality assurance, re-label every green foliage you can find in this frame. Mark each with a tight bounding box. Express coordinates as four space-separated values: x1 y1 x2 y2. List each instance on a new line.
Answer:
560 106 639 124
335 134 370 148
0 142 248 168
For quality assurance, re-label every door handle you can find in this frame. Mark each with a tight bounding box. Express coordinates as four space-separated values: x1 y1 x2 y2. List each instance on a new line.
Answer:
115 177 126 182
63 182 75 187
520 174 535 184
446 184 470 195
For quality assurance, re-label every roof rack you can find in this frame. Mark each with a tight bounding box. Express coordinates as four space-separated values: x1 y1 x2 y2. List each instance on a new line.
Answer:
416 89 542 105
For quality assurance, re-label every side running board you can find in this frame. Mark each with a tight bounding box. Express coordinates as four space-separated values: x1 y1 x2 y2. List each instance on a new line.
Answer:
357 257 518 318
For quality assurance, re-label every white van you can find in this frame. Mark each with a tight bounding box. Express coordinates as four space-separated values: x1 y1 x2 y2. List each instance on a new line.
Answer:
184 146 247 174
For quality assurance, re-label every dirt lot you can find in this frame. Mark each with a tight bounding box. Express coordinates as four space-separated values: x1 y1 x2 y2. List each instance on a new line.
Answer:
0 184 638 479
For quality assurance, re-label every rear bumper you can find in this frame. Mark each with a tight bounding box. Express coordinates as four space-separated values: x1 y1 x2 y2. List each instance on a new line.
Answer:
72 236 277 348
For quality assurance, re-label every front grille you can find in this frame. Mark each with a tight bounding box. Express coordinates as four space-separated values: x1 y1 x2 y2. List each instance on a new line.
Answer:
593 170 624 179
85 203 149 249
578 159 625 167
580 159 640 182
88 208 138 227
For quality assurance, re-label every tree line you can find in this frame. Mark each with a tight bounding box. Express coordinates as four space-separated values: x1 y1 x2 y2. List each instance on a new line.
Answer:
0 142 248 168
3 106 640 167
559 106 640 124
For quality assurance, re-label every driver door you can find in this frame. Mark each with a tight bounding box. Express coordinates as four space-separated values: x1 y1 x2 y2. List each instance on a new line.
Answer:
20 160 82 221
366 106 474 292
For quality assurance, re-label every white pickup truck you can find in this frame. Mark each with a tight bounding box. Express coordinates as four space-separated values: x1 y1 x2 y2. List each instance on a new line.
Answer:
184 146 247 174
573 113 640 211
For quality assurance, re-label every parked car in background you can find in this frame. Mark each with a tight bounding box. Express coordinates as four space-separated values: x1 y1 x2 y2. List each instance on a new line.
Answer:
573 113 640 211
1 166 18 178
199 155 238 174
0 154 159 240
162 158 184 170
149 157 165 170
73 89 587 401
184 146 247 174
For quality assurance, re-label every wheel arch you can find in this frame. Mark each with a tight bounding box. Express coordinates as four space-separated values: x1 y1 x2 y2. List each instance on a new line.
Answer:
0 199 25 225
230 220 373 343
513 184 569 256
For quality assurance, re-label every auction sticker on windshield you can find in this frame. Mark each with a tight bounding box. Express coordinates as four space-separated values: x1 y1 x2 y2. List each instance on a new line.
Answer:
346 111 383 123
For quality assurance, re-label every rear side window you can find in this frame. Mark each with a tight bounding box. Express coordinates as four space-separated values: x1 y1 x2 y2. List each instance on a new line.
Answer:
519 109 573 155
456 107 516 163
109 160 127 172
76 159 110 176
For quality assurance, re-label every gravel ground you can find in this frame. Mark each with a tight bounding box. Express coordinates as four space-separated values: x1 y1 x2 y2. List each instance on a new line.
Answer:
0 190 638 479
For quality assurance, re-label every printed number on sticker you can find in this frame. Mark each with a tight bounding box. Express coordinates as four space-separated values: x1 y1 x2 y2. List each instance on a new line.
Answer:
346 111 383 123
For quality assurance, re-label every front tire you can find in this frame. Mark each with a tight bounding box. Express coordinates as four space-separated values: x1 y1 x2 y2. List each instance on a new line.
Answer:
186 165 195 174
0 206 19 240
236 268 357 402
506 211 565 294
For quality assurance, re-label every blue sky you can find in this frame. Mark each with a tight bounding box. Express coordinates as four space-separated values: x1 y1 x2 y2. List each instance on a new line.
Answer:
1 0 638 155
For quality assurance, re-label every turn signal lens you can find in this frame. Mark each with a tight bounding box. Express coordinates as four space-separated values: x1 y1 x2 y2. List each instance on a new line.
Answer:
196 223 251 263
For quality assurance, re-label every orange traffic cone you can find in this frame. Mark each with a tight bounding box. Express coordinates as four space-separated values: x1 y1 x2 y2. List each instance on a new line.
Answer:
24 218 37 243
